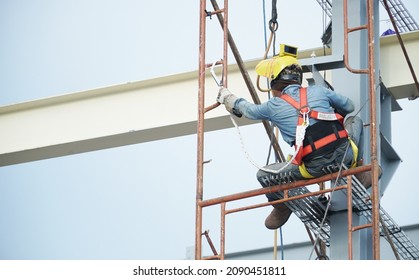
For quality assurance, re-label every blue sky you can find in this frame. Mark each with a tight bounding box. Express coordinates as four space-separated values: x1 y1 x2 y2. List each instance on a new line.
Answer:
1 0 419 260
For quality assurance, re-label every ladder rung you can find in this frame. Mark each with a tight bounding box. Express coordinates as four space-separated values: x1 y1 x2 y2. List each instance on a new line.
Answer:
352 223 372 232
206 9 224 17
205 61 223 68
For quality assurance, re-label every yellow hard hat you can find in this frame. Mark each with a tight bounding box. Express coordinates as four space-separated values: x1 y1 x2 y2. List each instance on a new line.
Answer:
255 44 300 80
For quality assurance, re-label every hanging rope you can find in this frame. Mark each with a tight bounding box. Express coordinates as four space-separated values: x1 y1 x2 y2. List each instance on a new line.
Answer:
262 0 286 261
257 0 279 93
269 0 278 53
230 114 297 174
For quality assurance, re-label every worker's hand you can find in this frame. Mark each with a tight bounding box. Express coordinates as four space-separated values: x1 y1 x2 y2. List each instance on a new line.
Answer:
216 87 242 117
216 87 232 104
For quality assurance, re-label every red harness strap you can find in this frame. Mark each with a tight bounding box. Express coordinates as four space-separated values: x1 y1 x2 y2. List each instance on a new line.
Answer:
280 88 309 126
280 87 348 165
281 88 344 125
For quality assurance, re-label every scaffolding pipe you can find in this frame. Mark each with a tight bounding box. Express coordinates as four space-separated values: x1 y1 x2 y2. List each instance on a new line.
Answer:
224 185 348 215
200 165 370 208
196 0 229 260
220 202 226 260
195 0 207 260
366 0 381 260
347 175 354 259
202 230 219 256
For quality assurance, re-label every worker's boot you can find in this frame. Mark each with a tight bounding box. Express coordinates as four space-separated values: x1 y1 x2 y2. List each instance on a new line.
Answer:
264 203 292 230
355 166 383 188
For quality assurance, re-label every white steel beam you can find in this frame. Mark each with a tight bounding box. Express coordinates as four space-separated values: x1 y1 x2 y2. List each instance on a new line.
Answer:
0 65 259 166
1 31 418 166
380 31 419 100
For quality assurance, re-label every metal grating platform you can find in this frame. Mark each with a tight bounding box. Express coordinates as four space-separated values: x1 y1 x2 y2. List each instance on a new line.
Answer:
284 187 331 244
316 0 332 19
316 0 419 33
379 0 419 33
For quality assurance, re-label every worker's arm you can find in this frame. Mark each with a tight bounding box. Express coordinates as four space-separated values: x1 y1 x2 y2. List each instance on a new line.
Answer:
217 88 271 120
325 88 355 117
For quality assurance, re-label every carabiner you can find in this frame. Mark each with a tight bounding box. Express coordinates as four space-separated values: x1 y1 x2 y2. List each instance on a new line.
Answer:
210 60 224 87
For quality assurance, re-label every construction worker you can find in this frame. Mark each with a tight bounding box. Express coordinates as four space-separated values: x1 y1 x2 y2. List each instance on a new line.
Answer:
217 44 370 230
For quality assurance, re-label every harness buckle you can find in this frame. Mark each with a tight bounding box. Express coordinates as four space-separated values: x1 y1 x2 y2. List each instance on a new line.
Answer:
299 106 310 126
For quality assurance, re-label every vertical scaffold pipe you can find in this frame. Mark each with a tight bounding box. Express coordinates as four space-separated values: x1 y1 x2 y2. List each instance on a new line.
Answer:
195 0 206 260
367 0 380 260
222 0 228 87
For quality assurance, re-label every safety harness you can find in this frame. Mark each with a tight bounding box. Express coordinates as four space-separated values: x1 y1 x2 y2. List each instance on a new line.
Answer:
280 87 358 178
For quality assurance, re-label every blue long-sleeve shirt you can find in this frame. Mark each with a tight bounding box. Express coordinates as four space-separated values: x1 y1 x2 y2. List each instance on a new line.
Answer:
234 84 355 146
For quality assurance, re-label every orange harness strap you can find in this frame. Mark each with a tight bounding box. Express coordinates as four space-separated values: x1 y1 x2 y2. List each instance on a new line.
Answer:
280 88 309 126
302 129 348 156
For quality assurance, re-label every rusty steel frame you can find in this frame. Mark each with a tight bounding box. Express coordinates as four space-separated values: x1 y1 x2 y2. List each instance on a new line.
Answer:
197 0 381 260
196 0 229 260
199 166 372 260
